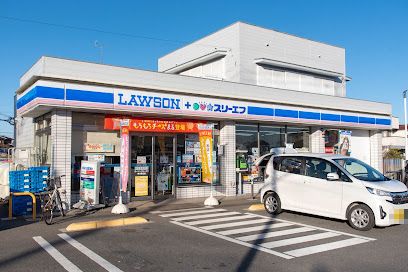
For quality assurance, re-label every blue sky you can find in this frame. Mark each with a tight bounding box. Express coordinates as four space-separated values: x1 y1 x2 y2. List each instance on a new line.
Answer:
0 0 407 137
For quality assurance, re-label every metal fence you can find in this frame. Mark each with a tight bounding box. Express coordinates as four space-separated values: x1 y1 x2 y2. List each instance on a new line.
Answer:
383 158 404 182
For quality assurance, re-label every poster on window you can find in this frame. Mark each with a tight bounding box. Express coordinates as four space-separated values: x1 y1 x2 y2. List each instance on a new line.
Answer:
339 130 351 156
199 129 213 184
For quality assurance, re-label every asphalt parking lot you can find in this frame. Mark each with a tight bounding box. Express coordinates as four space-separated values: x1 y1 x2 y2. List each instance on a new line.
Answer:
1 198 408 272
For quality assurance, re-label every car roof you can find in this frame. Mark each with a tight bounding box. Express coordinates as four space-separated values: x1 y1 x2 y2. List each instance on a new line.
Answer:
273 153 349 160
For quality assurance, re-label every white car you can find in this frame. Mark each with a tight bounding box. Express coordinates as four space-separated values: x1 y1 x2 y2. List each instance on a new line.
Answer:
260 153 408 231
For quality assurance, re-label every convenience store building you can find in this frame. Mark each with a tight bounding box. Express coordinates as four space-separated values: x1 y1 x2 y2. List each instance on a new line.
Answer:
14 22 392 206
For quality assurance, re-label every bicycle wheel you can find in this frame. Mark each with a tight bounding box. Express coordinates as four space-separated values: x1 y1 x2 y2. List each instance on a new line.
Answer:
43 200 54 225
56 192 66 217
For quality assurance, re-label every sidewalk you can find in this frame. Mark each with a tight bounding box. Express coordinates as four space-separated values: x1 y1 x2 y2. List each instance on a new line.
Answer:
64 194 259 225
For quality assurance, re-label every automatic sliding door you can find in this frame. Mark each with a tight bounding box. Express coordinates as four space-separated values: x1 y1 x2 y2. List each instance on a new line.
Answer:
130 135 152 198
154 136 175 197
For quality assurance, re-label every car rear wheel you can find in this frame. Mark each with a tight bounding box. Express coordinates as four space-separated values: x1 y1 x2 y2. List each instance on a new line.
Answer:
263 192 281 215
347 204 375 231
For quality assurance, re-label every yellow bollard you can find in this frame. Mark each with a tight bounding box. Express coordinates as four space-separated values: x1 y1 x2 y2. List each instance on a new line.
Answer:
8 192 37 220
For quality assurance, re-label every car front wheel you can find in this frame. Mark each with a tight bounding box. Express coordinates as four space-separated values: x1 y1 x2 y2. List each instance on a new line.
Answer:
263 192 281 215
347 204 375 231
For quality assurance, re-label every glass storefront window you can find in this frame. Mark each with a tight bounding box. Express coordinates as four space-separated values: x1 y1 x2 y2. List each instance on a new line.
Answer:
34 113 52 165
236 123 311 182
287 127 310 152
259 125 285 154
176 122 220 186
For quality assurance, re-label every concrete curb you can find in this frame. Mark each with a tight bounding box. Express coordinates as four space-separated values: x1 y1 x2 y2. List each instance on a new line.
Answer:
247 204 264 211
66 217 148 232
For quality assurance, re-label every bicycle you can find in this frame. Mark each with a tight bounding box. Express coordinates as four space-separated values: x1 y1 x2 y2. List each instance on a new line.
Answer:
40 175 67 225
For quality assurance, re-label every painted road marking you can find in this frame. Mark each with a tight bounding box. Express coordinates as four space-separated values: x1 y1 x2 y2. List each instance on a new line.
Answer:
217 222 293 236
246 212 376 241
33 236 83 272
157 207 375 259
201 218 272 230
237 227 315 242
172 211 240 221
186 214 257 226
260 232 341 249
150 206 213 214
160 208 226 217
171 221 294 259
284 237 369 257
58 233 123 272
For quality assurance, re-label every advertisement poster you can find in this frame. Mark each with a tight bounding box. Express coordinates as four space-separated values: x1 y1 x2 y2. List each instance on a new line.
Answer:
324 130 351 155
199 129 213 184
136 156 147 164
80 160 100 205
120 126 129 192
135 176 149 196
157 173 170 191
339 130 351 156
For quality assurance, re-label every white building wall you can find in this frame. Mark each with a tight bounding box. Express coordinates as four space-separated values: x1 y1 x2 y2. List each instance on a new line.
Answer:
220 121 236 196
51 110 72 206
14 115 35 167
370 131 383 173
350 130 371 164
158 23 240 83
238 23 346 95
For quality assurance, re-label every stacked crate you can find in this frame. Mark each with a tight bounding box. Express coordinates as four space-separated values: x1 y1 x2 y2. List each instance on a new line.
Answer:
29 166 49 193
9 166 49 216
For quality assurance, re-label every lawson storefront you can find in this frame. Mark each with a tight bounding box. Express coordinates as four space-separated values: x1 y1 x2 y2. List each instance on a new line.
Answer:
14 57 392 207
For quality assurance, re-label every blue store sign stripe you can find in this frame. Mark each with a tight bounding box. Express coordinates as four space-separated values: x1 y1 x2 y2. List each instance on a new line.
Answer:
247 106 274 116
359 117 376 124
66 89 114 104
16 85 391 128
321 113 341 122
275 109 298 118
299 111 320 120
16 86 64 109
341 115 359 123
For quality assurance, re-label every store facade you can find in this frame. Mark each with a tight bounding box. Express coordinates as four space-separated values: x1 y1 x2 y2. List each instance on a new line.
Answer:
14 56 391 207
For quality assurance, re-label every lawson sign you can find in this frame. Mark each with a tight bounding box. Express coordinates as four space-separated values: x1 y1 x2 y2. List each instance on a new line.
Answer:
114 90 248 116
16 83 391 128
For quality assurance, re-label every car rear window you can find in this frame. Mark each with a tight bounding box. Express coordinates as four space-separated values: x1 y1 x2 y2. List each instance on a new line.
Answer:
274 156 304 175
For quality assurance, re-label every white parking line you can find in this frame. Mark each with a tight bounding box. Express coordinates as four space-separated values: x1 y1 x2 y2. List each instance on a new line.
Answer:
160 208 226 217
245 212 376 241
33 236 83 272
217 222 293 236
172 221 294 260
284 237 369 257
260 232 341 249
58 233 123 272
172 211 240 221
201 218 273 230
237 227 315 242
150 207 213 214
186 214 258 226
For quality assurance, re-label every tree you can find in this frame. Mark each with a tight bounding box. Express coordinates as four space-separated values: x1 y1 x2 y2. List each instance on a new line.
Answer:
384 148 403 159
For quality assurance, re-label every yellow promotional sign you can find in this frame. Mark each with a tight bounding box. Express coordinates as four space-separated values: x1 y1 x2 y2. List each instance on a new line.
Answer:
199 130 213 183
135 176 149 196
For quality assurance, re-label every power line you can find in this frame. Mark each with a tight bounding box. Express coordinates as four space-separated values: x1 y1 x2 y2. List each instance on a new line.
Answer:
0 15 226 50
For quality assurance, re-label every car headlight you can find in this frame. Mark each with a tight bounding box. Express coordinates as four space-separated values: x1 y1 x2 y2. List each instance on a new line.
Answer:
366 187 391 197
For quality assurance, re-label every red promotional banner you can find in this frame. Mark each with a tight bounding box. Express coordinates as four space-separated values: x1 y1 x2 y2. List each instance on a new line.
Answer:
120 126 129 192
104 116 207 134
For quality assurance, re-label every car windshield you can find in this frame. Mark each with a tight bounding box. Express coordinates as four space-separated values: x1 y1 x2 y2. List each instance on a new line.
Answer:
334 158 389 182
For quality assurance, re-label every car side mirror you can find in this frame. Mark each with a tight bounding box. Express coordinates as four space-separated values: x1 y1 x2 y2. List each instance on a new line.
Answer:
327 172 339 181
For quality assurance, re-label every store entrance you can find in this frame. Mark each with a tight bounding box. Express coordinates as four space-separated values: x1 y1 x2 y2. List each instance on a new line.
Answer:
130 134 175 200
